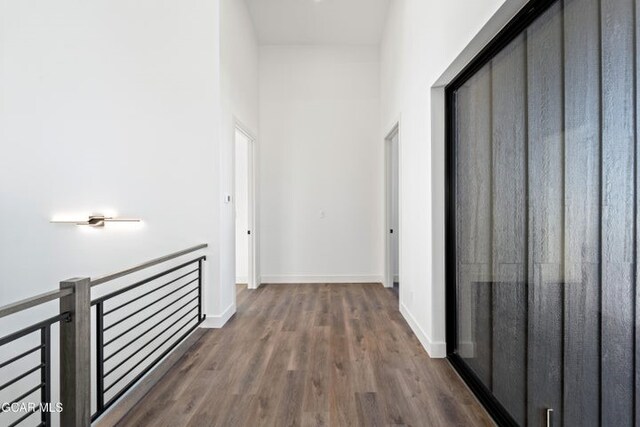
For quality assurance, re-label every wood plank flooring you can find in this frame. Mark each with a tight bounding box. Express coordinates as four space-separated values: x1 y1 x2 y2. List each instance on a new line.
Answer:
117 284 493 426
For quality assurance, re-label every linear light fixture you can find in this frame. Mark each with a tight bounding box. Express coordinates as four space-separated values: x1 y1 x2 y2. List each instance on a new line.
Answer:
50 215 141 227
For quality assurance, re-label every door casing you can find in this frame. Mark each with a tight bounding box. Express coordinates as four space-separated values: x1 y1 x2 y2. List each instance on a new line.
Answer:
234 120 259 290
384 123 400 290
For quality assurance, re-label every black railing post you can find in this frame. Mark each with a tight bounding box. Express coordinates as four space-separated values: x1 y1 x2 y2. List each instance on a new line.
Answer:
197 258 204 320
96 302 105 414
41 325 51 427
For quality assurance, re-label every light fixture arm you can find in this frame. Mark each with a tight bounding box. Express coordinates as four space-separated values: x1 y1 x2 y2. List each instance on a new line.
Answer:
50 215 141 227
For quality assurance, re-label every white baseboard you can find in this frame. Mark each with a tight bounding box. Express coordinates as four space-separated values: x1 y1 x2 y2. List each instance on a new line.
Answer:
235 276 248 284
201 303 235 328
260 275 384 284
400 302 446 358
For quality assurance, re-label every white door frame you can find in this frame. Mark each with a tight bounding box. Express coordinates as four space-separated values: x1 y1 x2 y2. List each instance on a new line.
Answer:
384 123 400 289
234 120 259 290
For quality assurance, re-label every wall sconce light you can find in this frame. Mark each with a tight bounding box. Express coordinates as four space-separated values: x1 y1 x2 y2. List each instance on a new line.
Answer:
50 214 141 227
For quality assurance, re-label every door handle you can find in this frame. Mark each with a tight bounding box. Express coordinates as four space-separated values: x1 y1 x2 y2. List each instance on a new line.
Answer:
390 229 394 234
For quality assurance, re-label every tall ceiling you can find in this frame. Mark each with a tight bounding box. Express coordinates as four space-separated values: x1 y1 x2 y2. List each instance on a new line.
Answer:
245 0 391 45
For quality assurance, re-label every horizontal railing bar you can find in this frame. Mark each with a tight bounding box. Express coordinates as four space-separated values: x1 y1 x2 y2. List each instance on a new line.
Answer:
92 257 204 306
90 244 208 287
104 300 199 363
0 364 44 392
0 289 73 320
0 313 71 347
1 383 44 411
104 295 199 347
100 316 204 417
104 282 198 332
103 314 200 394
103 268 199 315
91 258 204 308
103 309 198 378
7 406 37 427
0 345 44 370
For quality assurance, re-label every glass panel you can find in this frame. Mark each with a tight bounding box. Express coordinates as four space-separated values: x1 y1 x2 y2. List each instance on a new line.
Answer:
489 32 528 425
454 32 529 424
451 0 637 424
455 61 493 388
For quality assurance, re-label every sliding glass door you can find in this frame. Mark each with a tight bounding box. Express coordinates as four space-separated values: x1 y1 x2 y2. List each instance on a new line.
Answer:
447 0 638 425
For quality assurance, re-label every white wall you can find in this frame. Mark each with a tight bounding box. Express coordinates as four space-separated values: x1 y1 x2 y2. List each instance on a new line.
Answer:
235 130 250 283
380 0 506 357
220 0 259 308
0 0 222 422
259 46 382 283
0 0 223 319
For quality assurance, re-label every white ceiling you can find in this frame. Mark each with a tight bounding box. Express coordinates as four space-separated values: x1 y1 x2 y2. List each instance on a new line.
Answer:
245 0 391 45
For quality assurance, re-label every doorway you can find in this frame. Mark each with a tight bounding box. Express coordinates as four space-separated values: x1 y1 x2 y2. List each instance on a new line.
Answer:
234 125 257 290
385 125 399 293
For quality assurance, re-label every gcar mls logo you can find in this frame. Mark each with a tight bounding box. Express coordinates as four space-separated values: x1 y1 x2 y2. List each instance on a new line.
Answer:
1 402 63 413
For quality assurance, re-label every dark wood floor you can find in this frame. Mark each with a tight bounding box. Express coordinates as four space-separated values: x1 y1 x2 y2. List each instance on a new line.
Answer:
118 284 493 426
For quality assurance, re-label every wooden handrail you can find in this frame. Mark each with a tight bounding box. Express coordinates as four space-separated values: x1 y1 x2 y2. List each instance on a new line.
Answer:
90 244 208 287
0 288 73 319
0 244 208 319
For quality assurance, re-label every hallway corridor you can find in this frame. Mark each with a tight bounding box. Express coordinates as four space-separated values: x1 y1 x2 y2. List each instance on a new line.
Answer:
118 284 492 426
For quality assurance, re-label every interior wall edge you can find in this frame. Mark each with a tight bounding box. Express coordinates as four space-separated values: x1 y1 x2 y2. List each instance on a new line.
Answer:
400 302 447 358
201 302 236 329
433 0 530 87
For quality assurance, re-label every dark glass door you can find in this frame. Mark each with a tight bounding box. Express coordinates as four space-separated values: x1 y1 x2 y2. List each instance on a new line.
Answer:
447 0 638 425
